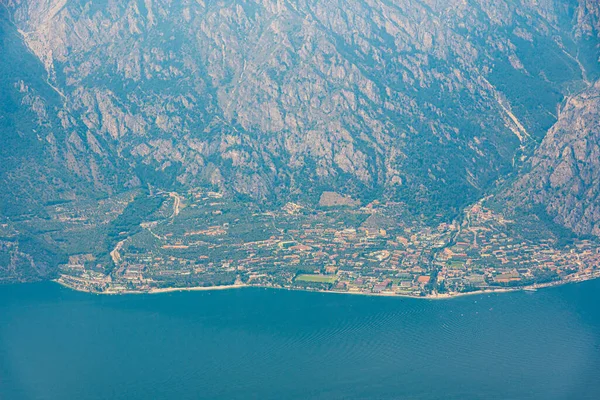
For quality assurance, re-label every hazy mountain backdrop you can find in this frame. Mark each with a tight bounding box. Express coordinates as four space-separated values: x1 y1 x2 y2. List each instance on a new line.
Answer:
1 0 599 281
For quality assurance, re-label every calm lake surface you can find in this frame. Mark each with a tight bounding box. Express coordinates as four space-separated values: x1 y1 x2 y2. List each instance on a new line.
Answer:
1 281 599 400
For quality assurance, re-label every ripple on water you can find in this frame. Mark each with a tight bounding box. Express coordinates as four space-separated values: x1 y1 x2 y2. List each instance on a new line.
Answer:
1 282 600 400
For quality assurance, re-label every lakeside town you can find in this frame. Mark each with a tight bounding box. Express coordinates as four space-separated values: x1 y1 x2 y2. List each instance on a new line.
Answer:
52 189 600 298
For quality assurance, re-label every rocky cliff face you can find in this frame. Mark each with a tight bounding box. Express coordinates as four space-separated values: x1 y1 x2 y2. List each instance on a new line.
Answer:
3 0 596 220
500 81 600 236
0 5 124 217
496 0 600 237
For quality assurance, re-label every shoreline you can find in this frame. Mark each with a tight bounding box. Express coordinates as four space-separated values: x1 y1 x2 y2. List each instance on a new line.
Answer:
148 284 247 294
53 274 600 300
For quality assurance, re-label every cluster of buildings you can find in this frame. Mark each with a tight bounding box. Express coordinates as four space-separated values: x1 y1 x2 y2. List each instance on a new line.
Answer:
435 205 600 293
56 190 600 297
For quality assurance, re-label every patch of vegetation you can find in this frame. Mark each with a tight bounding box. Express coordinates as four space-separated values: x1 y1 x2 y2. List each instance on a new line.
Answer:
295 274 337 284
100 191 164 272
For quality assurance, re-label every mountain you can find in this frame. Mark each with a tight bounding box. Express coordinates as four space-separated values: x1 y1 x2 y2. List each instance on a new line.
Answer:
0 5 133 218
1 0 599 282
498 81 600 238
4 0 598 210
495 1 600 239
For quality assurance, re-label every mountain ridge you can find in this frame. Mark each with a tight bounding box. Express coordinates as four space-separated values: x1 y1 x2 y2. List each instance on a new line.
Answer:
1 0 600 282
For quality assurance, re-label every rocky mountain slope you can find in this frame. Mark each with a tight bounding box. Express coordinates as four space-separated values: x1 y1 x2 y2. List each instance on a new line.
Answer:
499 81 600 237
4 0 597 215
496 0 600 238
1 0 600 281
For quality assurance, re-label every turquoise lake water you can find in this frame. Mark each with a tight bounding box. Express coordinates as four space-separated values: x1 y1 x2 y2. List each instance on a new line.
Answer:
1 281 599 400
